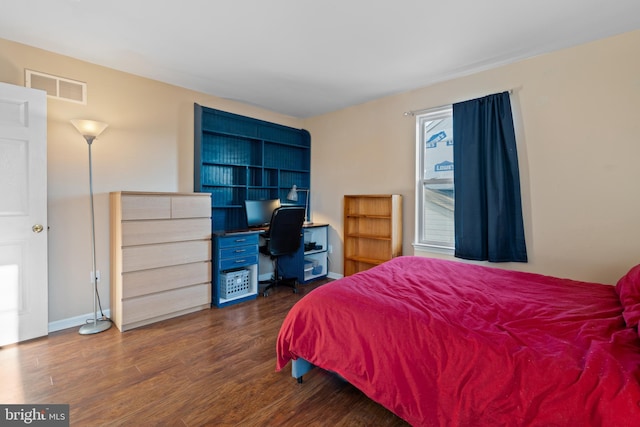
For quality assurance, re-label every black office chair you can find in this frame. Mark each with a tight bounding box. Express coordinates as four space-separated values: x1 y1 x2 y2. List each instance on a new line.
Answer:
259 206 305 296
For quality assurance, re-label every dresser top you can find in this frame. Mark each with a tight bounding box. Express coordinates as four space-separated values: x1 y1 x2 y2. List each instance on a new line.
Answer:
111 191 211 197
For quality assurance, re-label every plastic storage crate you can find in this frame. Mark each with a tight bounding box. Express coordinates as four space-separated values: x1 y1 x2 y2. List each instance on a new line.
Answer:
220 269 250 299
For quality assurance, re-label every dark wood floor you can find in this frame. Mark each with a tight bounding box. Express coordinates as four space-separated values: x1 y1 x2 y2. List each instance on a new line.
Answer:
0 280 409 426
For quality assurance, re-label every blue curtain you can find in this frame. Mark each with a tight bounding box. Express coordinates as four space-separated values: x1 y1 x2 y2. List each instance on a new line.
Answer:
452 91 527 262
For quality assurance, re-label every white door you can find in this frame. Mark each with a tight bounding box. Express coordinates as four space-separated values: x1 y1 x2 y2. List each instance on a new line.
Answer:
0 82 48 346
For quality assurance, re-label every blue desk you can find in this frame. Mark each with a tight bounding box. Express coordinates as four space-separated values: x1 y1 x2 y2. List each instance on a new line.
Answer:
278 223 328 284
212 224 328 307
212 231 260 308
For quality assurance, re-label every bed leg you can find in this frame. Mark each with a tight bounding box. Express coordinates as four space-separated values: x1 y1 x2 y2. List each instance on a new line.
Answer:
291 358 313 383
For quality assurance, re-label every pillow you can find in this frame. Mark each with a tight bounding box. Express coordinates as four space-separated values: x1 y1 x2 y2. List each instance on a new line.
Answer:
615 264 640 328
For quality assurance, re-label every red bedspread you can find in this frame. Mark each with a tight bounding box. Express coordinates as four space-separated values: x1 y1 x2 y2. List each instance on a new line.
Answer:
276 256 640 426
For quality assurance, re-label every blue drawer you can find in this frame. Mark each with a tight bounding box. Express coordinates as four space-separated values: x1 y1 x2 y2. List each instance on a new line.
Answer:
217 233 259 248
221 254 258 270
221 244 258 259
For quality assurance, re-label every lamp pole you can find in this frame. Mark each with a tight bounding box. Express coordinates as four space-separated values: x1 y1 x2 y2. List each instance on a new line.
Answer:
71 120 112 335
287 185 312 225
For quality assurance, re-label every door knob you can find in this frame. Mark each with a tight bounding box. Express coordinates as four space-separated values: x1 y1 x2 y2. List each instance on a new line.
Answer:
32 224 44 233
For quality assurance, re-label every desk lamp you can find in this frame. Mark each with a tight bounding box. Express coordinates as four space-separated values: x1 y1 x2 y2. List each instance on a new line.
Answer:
287 185 312 225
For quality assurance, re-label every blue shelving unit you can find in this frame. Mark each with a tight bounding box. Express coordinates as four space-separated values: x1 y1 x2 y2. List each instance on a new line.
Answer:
194 104 311 232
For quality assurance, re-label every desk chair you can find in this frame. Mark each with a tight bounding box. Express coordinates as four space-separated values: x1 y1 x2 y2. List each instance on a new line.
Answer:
259 206 305 296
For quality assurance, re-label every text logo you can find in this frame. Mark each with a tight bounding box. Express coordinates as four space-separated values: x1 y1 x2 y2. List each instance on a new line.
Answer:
1 405 69 426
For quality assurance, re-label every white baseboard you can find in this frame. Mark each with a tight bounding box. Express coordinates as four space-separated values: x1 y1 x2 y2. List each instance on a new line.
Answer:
47 272 344 333
47 272 345 333
48 309 112 333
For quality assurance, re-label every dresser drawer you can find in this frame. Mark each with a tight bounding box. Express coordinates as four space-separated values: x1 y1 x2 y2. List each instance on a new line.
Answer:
217 233 259 248
171 195 211 218
123 240 211 272
221 254 258 270
122 262 211 299
122 218 211 246
220 244 258 260
121 195 171 220
121 283 210 327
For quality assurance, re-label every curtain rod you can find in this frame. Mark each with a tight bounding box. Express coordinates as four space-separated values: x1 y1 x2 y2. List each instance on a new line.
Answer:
403 88 515 117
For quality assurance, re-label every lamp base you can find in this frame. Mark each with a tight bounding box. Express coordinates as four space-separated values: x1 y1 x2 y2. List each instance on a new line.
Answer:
78 319 112 335
303 221 314 226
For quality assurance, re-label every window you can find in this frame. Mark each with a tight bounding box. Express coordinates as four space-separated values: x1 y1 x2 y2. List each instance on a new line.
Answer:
415 106 454 252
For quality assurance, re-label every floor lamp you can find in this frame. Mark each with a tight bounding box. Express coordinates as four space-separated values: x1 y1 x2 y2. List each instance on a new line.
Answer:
286 185 312 225
71 119 112 335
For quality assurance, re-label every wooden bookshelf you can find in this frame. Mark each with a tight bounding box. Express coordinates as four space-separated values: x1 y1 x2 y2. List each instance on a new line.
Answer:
343 194 402 276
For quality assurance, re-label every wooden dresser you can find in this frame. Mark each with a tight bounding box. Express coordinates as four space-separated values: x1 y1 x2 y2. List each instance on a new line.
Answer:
110 191 212 331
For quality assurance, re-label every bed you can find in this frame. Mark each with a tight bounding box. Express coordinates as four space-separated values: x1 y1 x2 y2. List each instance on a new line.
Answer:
276 256 640 426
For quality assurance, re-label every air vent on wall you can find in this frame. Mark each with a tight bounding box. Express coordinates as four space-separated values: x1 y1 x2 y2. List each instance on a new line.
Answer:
25 69 87 104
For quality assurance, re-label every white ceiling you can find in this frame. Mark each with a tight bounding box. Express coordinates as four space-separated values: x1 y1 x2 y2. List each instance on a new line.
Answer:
2 0 640 118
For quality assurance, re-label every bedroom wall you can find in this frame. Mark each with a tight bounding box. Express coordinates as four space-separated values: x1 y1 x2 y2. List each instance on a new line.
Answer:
0 38 303 325
303 29 640 285
1 29 638 327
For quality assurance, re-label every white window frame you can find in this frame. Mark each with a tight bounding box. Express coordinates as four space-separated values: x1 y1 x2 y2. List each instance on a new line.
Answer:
413 105 455 255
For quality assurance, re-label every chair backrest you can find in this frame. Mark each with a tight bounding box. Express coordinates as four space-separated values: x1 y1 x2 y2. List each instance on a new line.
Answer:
266 206 305 256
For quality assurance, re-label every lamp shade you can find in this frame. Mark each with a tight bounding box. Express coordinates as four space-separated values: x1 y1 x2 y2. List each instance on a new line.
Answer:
70 119 108 138
287 185 299 202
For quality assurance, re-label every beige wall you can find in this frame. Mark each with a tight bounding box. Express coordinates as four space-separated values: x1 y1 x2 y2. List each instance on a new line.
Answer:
1 29 639 325
1 38 302 324
303 29 640 285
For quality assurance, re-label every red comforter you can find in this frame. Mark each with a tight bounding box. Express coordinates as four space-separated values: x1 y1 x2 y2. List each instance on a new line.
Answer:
276 256 640 426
